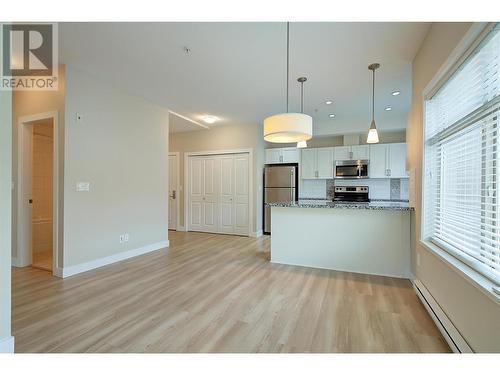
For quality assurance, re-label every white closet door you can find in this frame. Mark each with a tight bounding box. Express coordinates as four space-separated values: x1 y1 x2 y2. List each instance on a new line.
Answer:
219 155 235 234
189 157 204 231
234 153 249 235
202 157 218 232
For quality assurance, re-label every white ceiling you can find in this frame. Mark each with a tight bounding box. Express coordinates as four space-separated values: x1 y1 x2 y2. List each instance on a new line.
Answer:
59 22 430 136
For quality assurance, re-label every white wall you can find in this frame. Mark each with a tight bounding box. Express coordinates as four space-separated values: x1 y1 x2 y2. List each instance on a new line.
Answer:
169 121 265 236
63 66 169 267
407 22 500 352
0 90 14 352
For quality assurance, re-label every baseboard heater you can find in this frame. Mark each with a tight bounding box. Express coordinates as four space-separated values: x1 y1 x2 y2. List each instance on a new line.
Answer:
413 279 473 353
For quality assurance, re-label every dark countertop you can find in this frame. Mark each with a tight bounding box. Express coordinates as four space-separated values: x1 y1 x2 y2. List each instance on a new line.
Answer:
266 199 413 211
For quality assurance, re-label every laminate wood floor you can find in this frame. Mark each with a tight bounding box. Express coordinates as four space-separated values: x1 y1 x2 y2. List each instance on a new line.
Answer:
12 231 450 353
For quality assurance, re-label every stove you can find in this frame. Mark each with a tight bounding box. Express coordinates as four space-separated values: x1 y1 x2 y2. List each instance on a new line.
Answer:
333 186 369 203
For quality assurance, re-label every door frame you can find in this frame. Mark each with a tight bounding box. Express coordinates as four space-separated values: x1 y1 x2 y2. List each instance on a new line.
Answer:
184 148 253 236
16 111 60 275
168 152 180 231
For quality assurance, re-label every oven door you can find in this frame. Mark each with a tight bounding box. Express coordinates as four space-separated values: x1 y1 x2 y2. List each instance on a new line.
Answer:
335 160 369 179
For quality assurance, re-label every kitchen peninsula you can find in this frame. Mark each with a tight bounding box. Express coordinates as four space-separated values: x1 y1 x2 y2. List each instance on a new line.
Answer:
268 200 412 278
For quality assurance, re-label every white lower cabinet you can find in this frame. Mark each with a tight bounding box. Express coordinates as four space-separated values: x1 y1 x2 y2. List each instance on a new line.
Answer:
369 142 407 178
301 147 334 179
188 153 249 235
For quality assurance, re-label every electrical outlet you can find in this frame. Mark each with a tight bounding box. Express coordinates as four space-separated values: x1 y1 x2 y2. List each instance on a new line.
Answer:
124 233 129 242
76 113 84 123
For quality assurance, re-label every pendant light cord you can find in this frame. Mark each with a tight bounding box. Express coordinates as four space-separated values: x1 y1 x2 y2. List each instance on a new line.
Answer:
300 80 304 113
286 22 290 113
372 68 375 122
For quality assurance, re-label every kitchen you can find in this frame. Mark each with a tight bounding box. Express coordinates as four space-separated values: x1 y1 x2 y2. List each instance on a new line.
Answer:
264 135 412 278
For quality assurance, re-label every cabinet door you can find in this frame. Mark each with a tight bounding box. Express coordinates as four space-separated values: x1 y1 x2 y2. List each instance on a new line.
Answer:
369 144 388 178
265 148 282 164
334 146 351 160
189 157 204 231
282 147 300 163
317 147 334 179
388 143 407 178
351 145 369 160
300 148 317 179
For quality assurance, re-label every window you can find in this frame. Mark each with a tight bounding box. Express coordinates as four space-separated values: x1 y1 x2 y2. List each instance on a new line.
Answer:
423 23 500 287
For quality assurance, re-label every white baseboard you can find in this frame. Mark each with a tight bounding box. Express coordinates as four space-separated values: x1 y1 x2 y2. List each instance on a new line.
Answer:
0 336 15 353
413 279 473 353
176 225 186 232
250 230 263 238
59 240 169 278
11 257 21 267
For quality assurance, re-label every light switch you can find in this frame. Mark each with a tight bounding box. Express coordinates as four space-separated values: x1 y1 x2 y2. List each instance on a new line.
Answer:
76 182 90 192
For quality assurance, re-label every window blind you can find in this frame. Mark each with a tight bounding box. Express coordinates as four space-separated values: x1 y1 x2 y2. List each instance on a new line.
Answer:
423 24 500 286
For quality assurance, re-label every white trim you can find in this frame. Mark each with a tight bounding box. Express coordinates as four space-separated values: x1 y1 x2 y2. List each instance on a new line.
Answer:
413 279 473 353
184 148 254 237
59 240 169 278
0 336 14 353
250 230 263 238
168 152 181 231
176 225 186 232
16 111 60 275
11 257 22 268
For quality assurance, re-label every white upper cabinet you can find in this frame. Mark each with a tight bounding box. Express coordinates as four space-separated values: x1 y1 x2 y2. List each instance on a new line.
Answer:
301 147 334 179
334 145 369 160
369 142 407 178
388 143 407 178
265 149 282 164
351 145 369 160
300 148 317 179
317 148 334 179
334 146 351 160
369 144 388 178
265 147 300 164
282 147 300 163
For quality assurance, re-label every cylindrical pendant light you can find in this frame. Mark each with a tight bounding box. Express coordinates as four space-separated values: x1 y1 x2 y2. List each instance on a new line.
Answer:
264 23 313 143
366 63 380 144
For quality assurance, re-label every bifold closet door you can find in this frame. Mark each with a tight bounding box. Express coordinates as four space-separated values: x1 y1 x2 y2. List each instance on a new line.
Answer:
189 153 249 236
233 153 249 235
189 156 217 233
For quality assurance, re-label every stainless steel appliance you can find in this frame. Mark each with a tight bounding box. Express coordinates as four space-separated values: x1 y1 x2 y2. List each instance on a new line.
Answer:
264 164 298 234
335 159 369 179
333 186 369 202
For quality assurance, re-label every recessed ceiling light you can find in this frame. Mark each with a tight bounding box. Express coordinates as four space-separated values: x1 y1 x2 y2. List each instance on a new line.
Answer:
385 107 392 111
325 100 333 105
391 91 400 96
329 114 335 118
202 115 219 124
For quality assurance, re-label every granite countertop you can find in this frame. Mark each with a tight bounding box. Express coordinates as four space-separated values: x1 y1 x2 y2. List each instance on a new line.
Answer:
266 199 413 211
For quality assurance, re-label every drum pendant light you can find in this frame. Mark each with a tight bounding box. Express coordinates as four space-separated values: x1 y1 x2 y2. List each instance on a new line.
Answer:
366 63 380 144
264 23 312 143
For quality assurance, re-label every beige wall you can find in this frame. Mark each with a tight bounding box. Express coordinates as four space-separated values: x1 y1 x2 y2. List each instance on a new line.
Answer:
265 130 406 149
407 22 500 352
63 66 169 267
169 121 265 235
0 90 13 351
12 66 65 267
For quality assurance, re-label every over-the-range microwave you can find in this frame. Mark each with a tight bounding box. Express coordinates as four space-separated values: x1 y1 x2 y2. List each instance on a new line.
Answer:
335 160 369 179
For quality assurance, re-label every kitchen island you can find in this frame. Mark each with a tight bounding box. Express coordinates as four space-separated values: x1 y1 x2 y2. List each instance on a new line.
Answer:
268 200 412 278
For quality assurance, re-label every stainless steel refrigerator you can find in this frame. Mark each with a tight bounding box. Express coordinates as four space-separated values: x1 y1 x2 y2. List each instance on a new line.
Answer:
263 164 298 234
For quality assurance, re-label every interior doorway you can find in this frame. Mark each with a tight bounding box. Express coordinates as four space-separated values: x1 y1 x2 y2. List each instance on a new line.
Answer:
17 111 60 274
31 119 54 271
168 152 180 231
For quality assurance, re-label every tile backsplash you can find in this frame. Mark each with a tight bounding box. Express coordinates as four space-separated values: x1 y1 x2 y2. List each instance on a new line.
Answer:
301 178 409 201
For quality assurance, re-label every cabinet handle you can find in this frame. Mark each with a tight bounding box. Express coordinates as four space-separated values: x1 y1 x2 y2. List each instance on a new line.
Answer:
388 169 391 177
